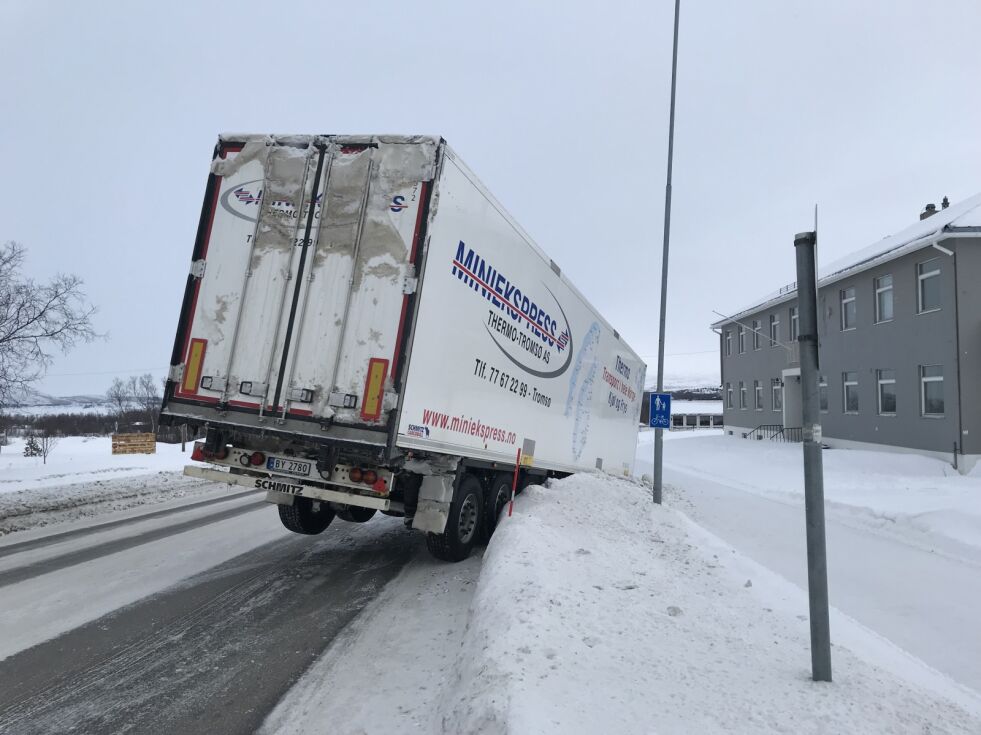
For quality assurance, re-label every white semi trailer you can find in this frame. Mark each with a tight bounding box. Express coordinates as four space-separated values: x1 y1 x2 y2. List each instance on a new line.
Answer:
161 135 645 561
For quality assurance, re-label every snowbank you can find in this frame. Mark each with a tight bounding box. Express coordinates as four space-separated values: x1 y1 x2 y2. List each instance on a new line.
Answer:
438 473 981 734
646 434 981 551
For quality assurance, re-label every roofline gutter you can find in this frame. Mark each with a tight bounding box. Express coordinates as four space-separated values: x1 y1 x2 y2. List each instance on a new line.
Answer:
710 229 978 328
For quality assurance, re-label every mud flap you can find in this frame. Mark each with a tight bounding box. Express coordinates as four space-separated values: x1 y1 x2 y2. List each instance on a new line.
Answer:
411 475 454 534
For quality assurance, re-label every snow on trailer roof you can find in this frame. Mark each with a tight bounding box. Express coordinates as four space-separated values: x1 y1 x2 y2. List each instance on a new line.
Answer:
712 192 981 328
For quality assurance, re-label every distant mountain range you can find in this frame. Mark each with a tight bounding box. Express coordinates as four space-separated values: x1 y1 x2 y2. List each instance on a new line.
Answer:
2 386 111 414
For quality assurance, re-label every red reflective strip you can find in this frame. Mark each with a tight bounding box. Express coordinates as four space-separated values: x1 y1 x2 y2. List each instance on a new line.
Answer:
391 182 429 377
228 399 261 409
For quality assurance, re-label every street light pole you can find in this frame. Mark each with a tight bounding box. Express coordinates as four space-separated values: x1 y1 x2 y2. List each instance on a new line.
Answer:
653 0 681 505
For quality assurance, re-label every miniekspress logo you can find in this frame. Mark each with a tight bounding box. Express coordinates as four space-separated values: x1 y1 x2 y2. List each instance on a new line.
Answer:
451 240 573 378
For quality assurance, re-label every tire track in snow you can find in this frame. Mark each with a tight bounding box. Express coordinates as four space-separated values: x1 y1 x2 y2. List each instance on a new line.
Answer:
0 517 419 735
0 488 261 558
0 499 266 588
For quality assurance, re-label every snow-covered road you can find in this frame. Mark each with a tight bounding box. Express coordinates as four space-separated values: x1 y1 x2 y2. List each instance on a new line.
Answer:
0 485 424 735
666 467 981 692
653 434 981 696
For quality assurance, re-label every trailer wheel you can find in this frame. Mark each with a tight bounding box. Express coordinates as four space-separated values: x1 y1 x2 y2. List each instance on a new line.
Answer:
336 505 377 523
483 474 512 539
278 497 334 535
426 473 484 562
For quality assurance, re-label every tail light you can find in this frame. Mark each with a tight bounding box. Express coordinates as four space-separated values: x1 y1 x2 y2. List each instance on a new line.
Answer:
361 469 378 485
250 451 266 466
349 467 363 483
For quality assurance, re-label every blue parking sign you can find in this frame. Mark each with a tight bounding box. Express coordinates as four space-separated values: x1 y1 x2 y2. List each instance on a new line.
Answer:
649 392 671 428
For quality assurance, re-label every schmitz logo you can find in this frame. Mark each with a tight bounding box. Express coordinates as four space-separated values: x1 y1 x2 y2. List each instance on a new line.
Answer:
255 478 303 494
451 240 573 378
220 179 324 223
407 423 430 438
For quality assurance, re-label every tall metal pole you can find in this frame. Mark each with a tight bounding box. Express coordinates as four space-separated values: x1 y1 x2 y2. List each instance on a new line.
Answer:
652 0 681 505
794 230 832 682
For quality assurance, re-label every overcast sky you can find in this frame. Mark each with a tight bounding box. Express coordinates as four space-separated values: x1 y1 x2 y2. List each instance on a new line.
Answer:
2 0 980 397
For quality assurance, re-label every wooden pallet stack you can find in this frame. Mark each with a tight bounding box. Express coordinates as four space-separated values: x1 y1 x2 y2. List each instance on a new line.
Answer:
111 433 157 455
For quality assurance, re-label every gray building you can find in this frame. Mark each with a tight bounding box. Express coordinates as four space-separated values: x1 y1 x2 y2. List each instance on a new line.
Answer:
712 194 981 471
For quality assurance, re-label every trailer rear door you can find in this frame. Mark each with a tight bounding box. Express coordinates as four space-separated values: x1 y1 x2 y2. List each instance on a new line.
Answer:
166 136 437 443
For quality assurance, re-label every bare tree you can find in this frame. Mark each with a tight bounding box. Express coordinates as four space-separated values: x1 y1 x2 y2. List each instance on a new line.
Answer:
0 242 97 406
106 377 133 419
135 373 161 433
38 431 59 465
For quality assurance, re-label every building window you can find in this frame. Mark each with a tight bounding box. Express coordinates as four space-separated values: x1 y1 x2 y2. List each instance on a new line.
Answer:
752 319 762 350
789 306 799 341
754 380 763 410
737 325 745 354
724 330 732 357
769 314 780 347
877 369 896 415
726 382 733 408
840 287 856 330
920 365 944 417
772 379 783 411
917 259 941 313
842 371 859 413
874 275 893 323
739 381 747 409
818 375 828 412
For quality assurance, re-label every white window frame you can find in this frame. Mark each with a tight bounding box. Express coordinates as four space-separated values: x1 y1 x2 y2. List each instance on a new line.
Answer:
818 375 828 413
874 274 893 324
752 319 762 350
739 381 747 409
754 380 763 410
724 330 732 357
876 369 896 416
726 382 733 408
769 314 780 347
737 325 745 354
842 371 859 414
840 287 856 331
771 378 782 411
789 306 799 341
919 365 944 417
917 259 941 314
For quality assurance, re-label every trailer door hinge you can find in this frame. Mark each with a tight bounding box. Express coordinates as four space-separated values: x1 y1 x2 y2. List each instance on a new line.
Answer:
402 266 418 295
190 259 207 279
168 364 184 383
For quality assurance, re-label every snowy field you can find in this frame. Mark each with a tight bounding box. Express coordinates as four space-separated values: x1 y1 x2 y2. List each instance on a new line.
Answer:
0 436 209 535
640 430 981 551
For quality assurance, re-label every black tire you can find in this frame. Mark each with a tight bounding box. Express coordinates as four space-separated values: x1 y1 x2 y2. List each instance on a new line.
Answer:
278 497 334 535
336 505 377 523
426 473 484 562
483 474 513 539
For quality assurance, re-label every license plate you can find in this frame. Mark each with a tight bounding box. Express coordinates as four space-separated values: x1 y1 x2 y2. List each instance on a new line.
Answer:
266 457 312 477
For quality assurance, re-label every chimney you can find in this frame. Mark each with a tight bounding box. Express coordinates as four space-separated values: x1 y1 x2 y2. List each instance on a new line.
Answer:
920 203 937 220
942 196 950 209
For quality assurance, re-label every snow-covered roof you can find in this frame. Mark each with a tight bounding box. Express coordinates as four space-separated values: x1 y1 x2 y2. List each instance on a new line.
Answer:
712 193 981 328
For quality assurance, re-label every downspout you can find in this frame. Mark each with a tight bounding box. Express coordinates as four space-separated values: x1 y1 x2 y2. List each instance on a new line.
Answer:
951 242 964 471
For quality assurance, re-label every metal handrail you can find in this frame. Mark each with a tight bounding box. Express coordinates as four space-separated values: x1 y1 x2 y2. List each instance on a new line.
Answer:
746 424 803 443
